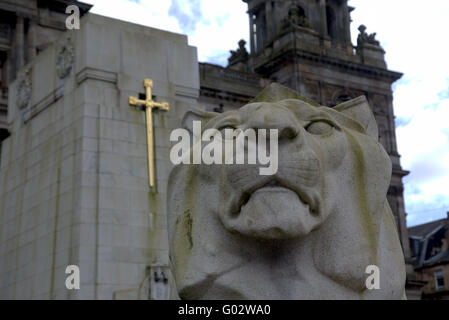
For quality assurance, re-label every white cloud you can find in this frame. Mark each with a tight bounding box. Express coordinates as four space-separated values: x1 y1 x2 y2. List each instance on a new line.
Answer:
85 0 248 65
86 0 182 33
185 0 248 64
84 0 449 226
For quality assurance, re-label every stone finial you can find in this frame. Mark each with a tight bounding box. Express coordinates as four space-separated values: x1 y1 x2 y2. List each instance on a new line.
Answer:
227 39 249 71
281 5 311 31
228 39 249 64
357 24 380 46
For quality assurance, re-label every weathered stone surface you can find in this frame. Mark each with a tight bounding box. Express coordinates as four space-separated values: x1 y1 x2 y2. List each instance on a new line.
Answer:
167 83 406 299
0 13 198 299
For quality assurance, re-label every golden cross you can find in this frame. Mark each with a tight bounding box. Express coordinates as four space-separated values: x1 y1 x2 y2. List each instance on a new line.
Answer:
129 79 169 189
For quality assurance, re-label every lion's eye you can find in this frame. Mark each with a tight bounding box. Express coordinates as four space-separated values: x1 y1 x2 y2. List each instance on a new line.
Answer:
306 121 334 135
218 124 236 131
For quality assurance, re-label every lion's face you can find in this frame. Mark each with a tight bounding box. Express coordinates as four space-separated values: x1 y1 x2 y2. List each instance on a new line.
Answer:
167 84 405 300
201 99 350 240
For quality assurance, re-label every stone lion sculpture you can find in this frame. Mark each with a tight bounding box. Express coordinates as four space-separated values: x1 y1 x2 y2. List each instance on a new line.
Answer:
167 83 406 299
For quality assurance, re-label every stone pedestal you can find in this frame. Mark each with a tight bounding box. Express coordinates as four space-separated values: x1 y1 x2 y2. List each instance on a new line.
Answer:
357 43 387 69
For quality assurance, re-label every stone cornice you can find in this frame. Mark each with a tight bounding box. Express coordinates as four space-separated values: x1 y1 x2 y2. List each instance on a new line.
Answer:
0 1 91 20
200 63 262 84
200 86 254 105
254 48 403 83
75 67 117 86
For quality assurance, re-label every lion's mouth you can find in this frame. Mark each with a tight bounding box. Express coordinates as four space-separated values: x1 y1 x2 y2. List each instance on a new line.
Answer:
223 179 321 240
236 180 317 215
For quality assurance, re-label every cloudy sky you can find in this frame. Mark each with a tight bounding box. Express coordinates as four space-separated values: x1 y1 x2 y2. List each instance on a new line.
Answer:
83 0 449 227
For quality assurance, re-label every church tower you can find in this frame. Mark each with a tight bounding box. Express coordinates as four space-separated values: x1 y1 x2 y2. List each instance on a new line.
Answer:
232 0 411 259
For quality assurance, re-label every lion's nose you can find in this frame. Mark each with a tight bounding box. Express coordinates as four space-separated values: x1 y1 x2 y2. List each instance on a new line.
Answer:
249 104 299 140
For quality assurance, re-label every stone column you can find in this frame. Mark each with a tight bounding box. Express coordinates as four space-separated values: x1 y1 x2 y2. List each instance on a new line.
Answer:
343 3 351 43
343 1 353 54
319 0 328 38
397 191 411 259
6 47 14 84
26 19 36 63
386 94 399 155
15 14 25 71
249 12 255 54
265 1 273 43
2 54 9 95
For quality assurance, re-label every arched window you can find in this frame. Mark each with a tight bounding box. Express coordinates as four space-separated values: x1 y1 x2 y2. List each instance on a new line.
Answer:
335 94 351 104
326 5 336 39
328 93 352 107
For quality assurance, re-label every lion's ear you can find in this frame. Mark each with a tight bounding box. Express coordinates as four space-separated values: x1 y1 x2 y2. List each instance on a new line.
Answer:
333 96 379 141
181 108 219 135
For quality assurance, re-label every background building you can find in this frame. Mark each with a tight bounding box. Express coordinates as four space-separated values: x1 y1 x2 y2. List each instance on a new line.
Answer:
0 0 91 152
408 214 449 299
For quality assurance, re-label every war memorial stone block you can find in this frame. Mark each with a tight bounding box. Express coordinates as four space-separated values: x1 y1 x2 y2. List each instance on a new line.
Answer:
0 13 199 299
